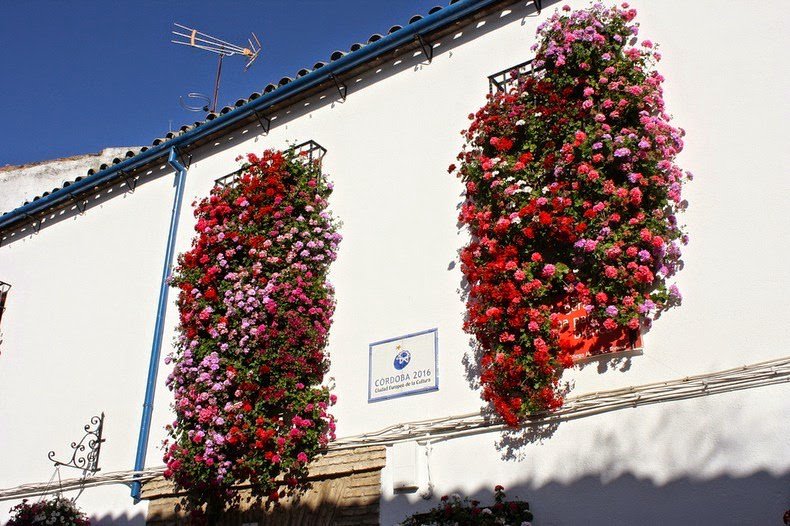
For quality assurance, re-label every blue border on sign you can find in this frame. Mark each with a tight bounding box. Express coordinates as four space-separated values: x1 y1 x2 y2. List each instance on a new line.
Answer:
368 327 439 403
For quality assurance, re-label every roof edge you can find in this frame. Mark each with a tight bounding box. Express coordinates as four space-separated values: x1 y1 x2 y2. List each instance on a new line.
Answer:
0 0 502 236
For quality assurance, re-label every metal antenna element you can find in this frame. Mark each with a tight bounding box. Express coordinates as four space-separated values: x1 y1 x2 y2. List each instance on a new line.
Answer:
172 23 262 112
179 92 212 113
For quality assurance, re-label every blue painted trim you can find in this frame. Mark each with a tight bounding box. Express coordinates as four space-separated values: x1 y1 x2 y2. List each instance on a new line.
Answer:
130 148 188 501
0 0 500 235
368 327 439 403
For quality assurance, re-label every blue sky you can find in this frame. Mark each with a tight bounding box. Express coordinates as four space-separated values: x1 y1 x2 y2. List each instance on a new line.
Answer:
0 1 436 166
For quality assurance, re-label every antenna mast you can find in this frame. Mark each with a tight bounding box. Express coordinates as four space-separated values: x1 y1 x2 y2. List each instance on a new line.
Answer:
172 23 262 113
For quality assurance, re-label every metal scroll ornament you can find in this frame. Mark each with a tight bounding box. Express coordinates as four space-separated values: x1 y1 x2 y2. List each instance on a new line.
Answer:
48 413 105 473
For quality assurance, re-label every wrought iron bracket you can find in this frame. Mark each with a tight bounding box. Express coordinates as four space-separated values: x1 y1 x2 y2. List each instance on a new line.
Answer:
119 170 137 193
329 74 347 101
0 280 10 328
173 147 192 170
68 193 87 214
416 34 433 63
48 413 105 474
23 213 42 234
253 109 271 134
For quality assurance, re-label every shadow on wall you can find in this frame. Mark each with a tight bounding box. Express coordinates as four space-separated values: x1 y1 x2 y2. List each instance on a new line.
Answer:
144 486 383 526
379 386 790 524
90 511 146 525
384 471 790 526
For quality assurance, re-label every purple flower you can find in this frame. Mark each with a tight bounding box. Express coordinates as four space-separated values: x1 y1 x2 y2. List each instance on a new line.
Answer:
669 284 682 300
614 147 631 157
638 299 656 314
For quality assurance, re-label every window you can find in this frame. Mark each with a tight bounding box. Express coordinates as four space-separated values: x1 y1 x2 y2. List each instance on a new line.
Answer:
484 63 644 363
214 140 327 187
487 59 540 93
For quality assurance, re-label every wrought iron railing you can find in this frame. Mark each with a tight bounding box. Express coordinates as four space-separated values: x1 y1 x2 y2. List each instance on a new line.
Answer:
214 140 327 188
487 59 542 93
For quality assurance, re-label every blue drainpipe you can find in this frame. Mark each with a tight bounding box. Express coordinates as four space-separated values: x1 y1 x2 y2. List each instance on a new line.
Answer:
131 147 188 501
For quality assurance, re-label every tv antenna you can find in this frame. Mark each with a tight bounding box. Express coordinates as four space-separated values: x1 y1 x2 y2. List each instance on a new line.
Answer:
172 23 262 113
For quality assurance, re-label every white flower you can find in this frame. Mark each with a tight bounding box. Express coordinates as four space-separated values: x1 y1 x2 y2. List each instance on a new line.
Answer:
482 508 493 514
515 119 526 126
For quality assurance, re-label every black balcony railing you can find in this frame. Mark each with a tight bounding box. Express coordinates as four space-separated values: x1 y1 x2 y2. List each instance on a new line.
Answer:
487 59 542 93
215 140 327 188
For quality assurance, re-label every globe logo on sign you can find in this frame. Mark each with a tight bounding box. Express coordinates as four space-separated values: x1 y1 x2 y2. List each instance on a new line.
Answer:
393 348 411 370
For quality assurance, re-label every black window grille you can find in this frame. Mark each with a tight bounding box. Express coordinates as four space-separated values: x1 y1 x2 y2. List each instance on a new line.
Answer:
487 59 541 93
215 140 327 188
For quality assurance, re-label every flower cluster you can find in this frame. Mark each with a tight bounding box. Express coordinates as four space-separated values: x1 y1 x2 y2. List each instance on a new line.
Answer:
6 497 90 526
400 486 533 526
452 4 689 423
163 148 341 512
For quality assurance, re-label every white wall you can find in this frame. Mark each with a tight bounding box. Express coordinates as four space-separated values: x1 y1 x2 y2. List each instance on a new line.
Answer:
0 161 174 522
1 0 788 524
0 148 135 214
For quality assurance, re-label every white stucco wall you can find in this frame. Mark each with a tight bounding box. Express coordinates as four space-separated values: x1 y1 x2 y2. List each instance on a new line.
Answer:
0 0 788 524
0 148 136 214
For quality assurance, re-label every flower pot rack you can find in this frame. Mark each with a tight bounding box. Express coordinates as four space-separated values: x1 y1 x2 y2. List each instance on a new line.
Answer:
215 139 327 188
487 58 542 93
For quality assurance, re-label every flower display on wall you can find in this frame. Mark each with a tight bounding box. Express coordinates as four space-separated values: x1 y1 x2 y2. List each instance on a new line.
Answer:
163 148 341 513
6 497 90 526
452 4 689 424
400 485 533 526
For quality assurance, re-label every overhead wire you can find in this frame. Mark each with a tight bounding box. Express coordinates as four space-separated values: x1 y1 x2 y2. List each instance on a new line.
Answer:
1 355 787 502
